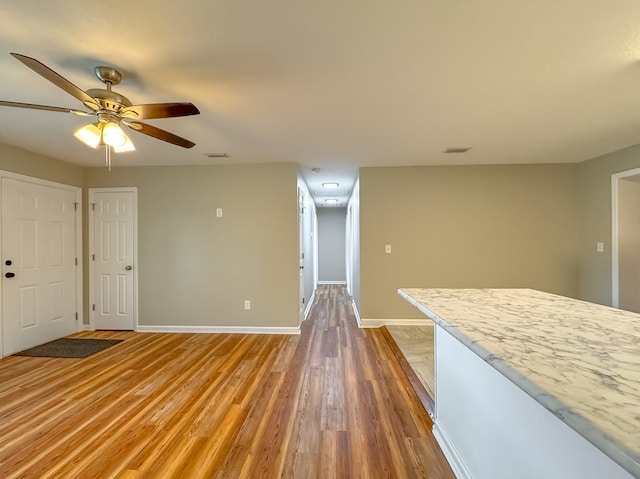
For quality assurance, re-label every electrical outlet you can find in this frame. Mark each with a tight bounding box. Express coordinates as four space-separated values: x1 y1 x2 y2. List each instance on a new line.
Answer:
244 300 251 310
385 244 392 254
216 208 223 218
596 242 604 253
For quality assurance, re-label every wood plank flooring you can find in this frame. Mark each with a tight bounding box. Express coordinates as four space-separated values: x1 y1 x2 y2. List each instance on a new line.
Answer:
0 285 454 478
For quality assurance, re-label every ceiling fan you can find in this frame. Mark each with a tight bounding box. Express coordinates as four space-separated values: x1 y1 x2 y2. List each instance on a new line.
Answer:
0 53 200 169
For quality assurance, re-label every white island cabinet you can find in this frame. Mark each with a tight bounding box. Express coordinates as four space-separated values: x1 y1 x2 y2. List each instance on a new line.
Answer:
398 288 639 479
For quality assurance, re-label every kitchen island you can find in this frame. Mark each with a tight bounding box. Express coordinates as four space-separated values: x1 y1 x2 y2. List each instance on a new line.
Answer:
398 288 639 479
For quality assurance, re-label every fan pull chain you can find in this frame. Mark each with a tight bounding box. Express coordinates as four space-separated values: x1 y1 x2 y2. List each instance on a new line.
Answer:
105 145 111 171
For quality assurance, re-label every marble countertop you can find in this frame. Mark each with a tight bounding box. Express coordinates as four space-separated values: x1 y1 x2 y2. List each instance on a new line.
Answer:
398 288 640 478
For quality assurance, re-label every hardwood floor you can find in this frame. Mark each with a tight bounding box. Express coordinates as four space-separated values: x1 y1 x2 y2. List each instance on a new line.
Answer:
0 285 454 478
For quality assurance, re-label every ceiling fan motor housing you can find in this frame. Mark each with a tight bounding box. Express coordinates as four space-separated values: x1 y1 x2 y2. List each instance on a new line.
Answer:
85 88 132 113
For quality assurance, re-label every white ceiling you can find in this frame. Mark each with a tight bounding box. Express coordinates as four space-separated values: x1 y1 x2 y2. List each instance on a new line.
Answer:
1 1 640 207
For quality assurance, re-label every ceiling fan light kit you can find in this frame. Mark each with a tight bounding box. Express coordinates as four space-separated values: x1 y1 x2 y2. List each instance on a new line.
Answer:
75 121 136 151
0 53 200 170
73 123 102 148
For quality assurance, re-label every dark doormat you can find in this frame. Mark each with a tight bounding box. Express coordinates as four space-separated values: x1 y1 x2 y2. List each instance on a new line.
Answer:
13 338 123 358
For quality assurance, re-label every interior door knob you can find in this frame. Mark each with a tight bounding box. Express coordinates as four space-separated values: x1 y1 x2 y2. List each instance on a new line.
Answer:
5 272 15 278
125 265 133 271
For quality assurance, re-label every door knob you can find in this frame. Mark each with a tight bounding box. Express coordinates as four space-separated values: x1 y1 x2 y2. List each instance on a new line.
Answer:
125 265 133 271
5 272 15 278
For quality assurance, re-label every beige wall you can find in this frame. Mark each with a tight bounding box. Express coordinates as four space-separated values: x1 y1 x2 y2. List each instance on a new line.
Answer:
4 138 640 328
359 164 581 319
0 143 83 186
579 144 640 306
84 163 300 328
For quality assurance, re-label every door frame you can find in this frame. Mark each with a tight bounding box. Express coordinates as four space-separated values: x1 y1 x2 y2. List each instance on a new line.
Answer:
298 187 305 324
611 166 640 308
88 187 138 331
0 170 82 356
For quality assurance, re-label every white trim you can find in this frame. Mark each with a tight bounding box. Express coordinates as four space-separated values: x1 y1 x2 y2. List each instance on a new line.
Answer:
88 187 138 331
352 300 361 327
0 171 83 357
136 325 300 335
433 423 473 479
317 280 346 285
0 170 79 190
611 167 640 308
358 317 432 328
74 187 83 332
303 289 316 320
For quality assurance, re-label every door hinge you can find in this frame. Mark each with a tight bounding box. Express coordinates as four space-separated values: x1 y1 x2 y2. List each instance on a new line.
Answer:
75 312 78 320
302 297 305 304
91 203 96 211
92 254 95 261
92 304 95 311
75 257 78 266
73 202 79 211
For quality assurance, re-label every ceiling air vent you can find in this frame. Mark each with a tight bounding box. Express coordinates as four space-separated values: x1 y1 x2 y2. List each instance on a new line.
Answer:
445 147 471 153
204 153 231 158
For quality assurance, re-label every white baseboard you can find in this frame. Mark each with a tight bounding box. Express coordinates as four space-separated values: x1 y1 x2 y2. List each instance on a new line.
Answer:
303 290 316 320
317 281 347 285
433 423 472 479
352 300 361 327
136 325 300 335
358 318 432 328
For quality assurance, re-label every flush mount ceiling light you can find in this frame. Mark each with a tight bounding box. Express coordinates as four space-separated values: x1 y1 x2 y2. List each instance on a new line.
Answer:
0 53 200 170
325 199 339 204
322 182 339 189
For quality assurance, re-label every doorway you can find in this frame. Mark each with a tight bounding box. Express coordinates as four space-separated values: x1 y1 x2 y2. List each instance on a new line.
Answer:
0 172 82 356
317 207 347 284
89 188 138 330
612 168 640 312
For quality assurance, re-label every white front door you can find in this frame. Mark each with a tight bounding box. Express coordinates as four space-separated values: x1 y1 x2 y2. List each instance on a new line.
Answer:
90 188 137 330
1 176 79 355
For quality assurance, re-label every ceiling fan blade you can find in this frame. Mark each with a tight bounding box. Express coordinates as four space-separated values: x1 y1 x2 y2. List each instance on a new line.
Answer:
10 53 100 110
120 102 200 120
124 121 196 148
0 100 92 116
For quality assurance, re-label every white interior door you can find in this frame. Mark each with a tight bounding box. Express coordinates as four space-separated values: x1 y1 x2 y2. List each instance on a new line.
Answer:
298 188 305 322
90 189 137 330
1 176 79 355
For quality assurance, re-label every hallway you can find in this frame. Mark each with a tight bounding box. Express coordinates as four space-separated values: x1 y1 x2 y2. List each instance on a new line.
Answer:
272 284 454 477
